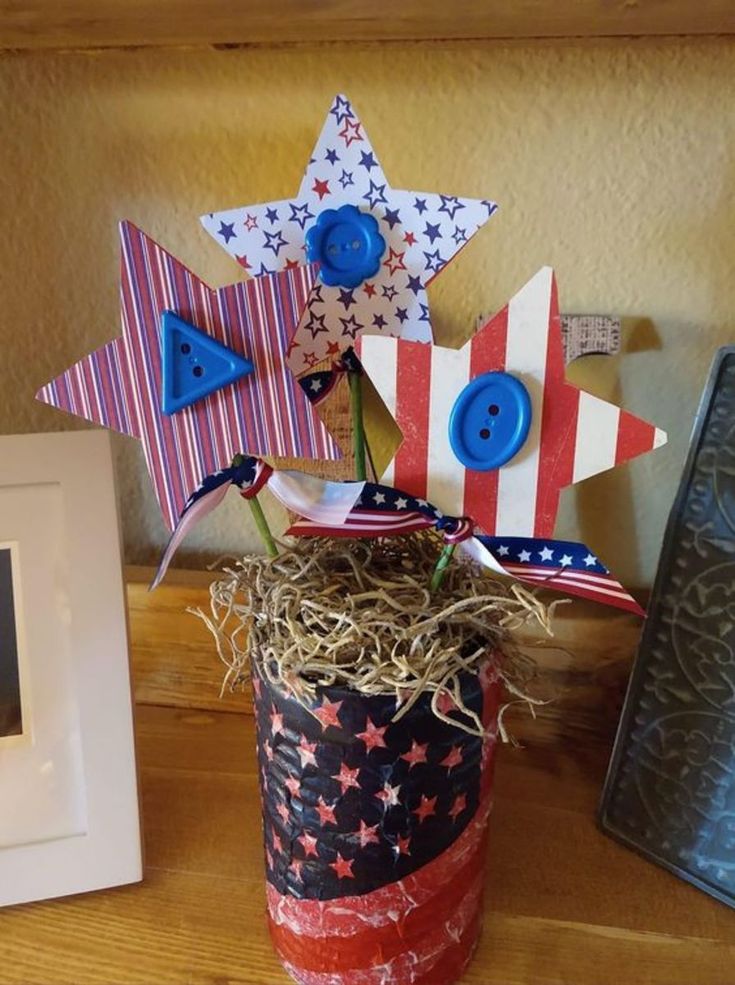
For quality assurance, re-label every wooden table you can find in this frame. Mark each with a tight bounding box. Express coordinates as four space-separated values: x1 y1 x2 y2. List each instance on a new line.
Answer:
2 568 734 984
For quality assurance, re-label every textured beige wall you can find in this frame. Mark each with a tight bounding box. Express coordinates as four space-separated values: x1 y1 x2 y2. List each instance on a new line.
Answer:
1 39 733 585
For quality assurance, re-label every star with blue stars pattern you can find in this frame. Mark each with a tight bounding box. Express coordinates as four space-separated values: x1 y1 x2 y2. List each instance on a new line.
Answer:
201 93 498 375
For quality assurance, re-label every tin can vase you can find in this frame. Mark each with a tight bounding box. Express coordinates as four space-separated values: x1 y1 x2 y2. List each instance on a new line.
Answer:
253 657 501 985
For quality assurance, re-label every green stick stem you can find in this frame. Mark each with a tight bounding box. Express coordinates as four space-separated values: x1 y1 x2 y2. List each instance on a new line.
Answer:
430 542 456 592
348 370 367 482
247 494 279 558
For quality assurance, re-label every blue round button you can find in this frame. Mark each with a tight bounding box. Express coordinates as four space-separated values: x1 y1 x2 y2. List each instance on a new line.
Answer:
305 204 386 289
448 372 532 471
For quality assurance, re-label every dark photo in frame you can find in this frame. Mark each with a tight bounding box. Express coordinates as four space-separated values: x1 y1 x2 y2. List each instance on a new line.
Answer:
0 546 22 738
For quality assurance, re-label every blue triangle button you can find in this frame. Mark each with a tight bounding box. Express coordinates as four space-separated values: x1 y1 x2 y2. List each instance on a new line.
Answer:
160 311 254 416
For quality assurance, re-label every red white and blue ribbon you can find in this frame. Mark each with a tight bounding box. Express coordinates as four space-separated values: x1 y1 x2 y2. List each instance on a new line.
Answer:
461 536 643 615
298 348 362 406
287 483 643 615
152 458 365 589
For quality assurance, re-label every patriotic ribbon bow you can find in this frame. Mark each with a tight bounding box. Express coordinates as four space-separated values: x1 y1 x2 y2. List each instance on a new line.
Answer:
152 457 365 589
287 482 643 615
201 94 497 376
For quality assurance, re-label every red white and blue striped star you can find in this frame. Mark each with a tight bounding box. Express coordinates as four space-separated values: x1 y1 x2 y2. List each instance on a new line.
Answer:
36 222 342 530
357 266 666 540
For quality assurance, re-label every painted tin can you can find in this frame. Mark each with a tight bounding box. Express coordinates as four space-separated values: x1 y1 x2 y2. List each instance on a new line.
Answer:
252 657 501 985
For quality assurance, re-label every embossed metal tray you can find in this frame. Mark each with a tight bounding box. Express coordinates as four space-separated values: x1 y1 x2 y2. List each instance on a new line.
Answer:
600 346 735 908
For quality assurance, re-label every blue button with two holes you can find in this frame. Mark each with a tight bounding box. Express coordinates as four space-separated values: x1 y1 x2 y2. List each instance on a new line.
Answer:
305 204 386 289
448 371 532 471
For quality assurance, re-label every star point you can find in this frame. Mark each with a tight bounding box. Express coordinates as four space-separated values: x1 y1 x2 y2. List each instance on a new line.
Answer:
375 781 401 808
315 796 338 826
401 740 429 768
330 852 355 879
413 795 437 823
333 762 361 794
313 697 344 731
356 717 388 751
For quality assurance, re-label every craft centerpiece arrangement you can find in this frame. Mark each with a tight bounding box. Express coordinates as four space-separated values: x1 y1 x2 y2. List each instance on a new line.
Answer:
37 96 666 985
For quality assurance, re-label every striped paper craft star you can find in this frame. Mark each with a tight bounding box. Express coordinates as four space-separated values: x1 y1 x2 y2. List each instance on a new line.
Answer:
36 221 341 530
201 94 498 375
356 266 667 538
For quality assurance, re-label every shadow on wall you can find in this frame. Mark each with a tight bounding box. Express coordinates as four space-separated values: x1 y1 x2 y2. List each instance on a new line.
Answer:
570 316 662 591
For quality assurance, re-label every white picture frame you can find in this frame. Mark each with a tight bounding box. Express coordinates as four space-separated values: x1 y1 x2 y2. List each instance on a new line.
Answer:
0 430 141 906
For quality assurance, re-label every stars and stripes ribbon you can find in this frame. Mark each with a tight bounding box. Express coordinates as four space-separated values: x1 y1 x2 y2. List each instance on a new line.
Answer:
356 266 666 540
152 457 365 589
462 536 644 615
298 348 362 406
287 483 643 614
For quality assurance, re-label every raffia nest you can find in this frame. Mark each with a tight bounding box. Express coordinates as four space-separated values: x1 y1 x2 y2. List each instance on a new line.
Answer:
195 533 556 736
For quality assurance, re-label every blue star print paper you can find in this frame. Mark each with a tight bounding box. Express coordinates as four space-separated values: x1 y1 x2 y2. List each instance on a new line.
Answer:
201 94 498 374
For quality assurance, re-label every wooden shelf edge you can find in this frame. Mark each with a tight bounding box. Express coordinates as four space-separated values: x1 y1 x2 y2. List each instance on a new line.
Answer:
1 1 735 52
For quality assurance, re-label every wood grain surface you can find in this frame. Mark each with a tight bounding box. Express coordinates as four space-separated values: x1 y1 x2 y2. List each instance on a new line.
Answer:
3 566 733 985
1 1 734 51
3 707 734 984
